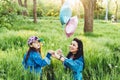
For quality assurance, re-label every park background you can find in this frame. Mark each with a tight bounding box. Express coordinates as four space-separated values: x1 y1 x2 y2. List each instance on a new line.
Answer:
0 0 120 80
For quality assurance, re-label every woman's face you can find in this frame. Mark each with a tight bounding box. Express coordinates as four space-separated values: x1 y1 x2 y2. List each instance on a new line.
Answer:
30 40 40 49
69 41 78 54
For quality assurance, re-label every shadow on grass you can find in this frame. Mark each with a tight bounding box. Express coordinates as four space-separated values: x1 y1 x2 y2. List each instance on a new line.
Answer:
84 32 102 37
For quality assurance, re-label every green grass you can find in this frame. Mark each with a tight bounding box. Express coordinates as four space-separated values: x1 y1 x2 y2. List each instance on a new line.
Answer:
0 18 120 80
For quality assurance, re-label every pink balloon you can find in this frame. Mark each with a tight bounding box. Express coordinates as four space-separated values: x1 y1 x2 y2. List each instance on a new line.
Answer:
65 16 78 37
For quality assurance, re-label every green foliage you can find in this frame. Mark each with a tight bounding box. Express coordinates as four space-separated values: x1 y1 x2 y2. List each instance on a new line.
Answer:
0 0 24 29
37 7 44 17
94 3 112 20
0 36 26 51
39 2 60 17
46 9 59 17
28 1 60 17
0 18 120 80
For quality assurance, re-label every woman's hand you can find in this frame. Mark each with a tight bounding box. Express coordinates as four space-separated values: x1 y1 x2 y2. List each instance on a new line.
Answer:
48 50 60 59
56 49 63 56
48 49 65 61
56 49 65 61
52 52 61 59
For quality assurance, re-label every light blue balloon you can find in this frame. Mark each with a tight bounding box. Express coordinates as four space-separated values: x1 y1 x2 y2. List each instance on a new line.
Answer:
60 5 72 25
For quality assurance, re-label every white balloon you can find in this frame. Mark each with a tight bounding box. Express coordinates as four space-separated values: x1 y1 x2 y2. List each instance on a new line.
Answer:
65 16 78 37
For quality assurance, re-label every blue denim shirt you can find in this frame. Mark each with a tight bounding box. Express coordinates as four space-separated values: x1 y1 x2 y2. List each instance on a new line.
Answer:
63 56 84 80
22 50 51 74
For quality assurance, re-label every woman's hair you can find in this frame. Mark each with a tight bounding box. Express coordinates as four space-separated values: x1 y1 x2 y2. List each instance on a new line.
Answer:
66 38 85 69
66 38 84 60
25 43 41 63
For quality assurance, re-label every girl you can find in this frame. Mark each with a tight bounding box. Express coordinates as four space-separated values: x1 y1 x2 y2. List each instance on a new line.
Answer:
22 36 54 77
53 38 85 80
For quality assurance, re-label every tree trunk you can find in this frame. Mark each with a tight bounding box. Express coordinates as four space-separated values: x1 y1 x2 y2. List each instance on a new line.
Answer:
23 0 28 16
61 0 65 6
18 0 28 16
115 0 118 22
33 0 37 23
18 0 23 15
24 0 27 8
18 0 23 6
105 0 108 21
81 0 96 32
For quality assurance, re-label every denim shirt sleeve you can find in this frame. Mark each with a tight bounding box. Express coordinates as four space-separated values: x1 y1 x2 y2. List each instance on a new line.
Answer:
22 54 26 66
33 52 51 67
63 57 84 72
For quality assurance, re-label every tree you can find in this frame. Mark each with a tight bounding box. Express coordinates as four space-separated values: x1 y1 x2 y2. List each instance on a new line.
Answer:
61 0 65 6
33 0 37 23
114 0 118 22
105 0 109 21
18 0 22 6
18 0 28 16
81 0 96 32
94 0 104 19
105 0 112 21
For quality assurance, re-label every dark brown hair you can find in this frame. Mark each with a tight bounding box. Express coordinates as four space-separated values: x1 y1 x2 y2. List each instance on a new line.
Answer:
67 38 84 60
66 38 85 69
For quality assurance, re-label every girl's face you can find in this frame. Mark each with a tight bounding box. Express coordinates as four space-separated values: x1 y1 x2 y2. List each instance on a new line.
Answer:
30 40 40 49
69 41 78 54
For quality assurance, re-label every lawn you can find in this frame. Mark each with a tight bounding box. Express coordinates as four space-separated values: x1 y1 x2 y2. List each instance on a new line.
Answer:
0 18 120 80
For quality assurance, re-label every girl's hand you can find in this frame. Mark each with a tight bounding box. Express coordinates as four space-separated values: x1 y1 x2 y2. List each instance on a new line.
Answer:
48 50 55 55
52 52 60 59
56 49 63 56
48 50 60 59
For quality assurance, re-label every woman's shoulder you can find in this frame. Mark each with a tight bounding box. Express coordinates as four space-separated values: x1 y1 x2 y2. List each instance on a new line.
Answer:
79 56 83 59
75 56 84 62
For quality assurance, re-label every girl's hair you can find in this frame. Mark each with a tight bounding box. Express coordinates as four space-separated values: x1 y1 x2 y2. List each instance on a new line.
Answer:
67 38 84 60
25 43 41 63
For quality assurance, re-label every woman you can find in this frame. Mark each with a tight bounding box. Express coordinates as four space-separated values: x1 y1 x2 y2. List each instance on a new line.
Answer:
53 38 85 80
